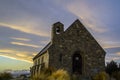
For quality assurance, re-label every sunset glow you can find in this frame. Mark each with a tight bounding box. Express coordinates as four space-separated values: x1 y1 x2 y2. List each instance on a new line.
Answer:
0 0 120 72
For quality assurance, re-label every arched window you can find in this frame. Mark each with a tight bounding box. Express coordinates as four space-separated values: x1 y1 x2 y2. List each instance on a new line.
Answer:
72 51 82 74
56 27 60 34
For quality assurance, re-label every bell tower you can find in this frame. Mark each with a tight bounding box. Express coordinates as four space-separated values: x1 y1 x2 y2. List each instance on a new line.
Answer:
51 22 64 43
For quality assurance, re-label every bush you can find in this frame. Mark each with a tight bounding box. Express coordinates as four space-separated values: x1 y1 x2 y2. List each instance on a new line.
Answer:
106 60 119 75
112 71 120 80
92 71 109 80
48 69 70 80
31 69 70 80
31 68 53 80
0 72 13 80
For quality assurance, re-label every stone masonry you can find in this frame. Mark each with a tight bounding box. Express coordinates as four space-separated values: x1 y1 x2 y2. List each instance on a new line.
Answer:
31 19 106 78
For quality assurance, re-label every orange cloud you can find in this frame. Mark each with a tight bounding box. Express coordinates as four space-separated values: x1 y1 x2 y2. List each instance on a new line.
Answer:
0 22 49 37
0 54 32 63
0 55 17 60
102 41 120 49
16 53 27 57
0 49 33 63
32 53 37 56
11 37 30 41
0 49 15 53
117 52 120 55
11 42 41 48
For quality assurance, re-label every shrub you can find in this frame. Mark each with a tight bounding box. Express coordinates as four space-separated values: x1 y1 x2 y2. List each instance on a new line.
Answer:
48 69 70 80
112 71 120 80
106 60 119 75
0 72 13 80
31 67 56 80
31 69 70 80
93 71 109 80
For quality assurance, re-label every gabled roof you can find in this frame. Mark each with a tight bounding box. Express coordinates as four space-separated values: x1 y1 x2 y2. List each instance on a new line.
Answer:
65 19 106 53
65 19 85 32
33 42 52 60
33 19 105 60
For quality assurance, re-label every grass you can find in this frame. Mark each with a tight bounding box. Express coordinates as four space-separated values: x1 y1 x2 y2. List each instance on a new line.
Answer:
92 71 109 80
31 69 70 80
31 69 110 80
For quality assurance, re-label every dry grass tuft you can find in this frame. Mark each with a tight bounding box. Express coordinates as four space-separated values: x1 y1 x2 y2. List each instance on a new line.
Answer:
31 69 70 80
93 71 110 80
48 69 70 80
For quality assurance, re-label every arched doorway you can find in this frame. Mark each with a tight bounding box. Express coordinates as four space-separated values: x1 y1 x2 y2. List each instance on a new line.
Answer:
72 51 82 74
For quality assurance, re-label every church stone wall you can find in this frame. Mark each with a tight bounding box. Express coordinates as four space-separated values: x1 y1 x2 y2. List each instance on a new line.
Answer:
32 20 106 78
48 20 106 77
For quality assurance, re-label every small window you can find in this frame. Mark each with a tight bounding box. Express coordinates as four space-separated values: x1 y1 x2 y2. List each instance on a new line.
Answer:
76 30 79 36
38 58 40 64
36 59 38 65
41 56 44 63
59 54 62 62
35 60 37 65
56 27 60 34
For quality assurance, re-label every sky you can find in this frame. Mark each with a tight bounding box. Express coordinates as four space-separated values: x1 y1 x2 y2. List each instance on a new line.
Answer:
0 0 120 72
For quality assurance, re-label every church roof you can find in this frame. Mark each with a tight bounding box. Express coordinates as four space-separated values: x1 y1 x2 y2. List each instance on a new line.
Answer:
33 19 105 60
33 42 51 60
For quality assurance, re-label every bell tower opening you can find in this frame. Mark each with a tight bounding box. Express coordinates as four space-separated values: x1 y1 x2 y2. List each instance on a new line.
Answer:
51 22 64 43
52 22 64 35
72 51 82 74
56 27 60 34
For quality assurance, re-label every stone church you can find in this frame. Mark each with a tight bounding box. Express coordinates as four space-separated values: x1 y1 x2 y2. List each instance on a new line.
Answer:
31 19 106 77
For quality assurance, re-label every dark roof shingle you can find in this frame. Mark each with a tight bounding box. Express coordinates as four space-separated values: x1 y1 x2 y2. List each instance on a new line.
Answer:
33 42 51 60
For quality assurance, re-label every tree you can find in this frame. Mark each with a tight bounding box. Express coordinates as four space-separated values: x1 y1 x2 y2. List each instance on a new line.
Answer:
118 63 120 71
106 60 118 75
0 72 13 80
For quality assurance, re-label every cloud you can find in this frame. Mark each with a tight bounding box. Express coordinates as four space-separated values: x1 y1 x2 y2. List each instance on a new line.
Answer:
0 26 49 65
0 26 49 50
0 49 14 53
11 37 30 41
11 42 41 48
16 53 27 57
0 22 49 37
66 1 108 33
105 47 120 54
117 52 120 55
103 41 120 49
40 40 50 44
105 46 120 63
0 49 33 63
0 55 16 60
106 53 120 63
0 55 32 63
0 0 53 38
64 1 120 52
106 57 119 63
32 53 37 56
0 0 120 66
